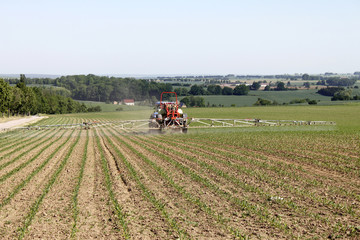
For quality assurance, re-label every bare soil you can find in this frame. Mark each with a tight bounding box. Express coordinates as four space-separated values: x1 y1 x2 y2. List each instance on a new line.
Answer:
0 125 359 239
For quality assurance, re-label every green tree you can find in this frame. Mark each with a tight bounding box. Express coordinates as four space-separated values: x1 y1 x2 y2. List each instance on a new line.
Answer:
194 96 205 107
0 79 12 116
16 74 27 90
303 82 311 89
332 89 352 101
9 87 24 115
180 97 190 106
250 81 261 90
254 98 274 106
222 86 233 95
233 85 249 95
189 85 204 95
302 74 310 80
207 84 222 95
275 82 286 91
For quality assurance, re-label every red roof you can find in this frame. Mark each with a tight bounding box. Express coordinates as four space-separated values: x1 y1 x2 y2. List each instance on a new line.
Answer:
123 99 134 103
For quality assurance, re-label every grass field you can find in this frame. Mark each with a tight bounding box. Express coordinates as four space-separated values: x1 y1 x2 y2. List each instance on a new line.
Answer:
197 89 360 107
0 104 359 239
78 100 153 112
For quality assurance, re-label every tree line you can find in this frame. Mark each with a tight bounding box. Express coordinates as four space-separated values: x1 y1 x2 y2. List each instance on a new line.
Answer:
0 75 99 116
301 74 358 86
317 86 360 101
5 74 173 102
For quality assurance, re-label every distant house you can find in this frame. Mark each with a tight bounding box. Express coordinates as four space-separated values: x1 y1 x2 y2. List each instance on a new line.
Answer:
123 99 135 106
113 101 119 105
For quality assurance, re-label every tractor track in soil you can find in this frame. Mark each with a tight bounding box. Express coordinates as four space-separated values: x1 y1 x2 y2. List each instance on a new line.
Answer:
97 127 181 239
103 127 236 239
112 129 285 239
23 130 86 239
0 130 77 239
141 134 359 238
75 131 119 239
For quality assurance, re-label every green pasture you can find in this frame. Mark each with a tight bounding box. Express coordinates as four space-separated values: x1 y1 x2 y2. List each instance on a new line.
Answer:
78 101 153 112
56 102 360 131
196 89 360 107
185 103 360 131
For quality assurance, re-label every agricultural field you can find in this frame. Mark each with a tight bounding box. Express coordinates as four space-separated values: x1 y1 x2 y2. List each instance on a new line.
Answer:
196 89 360 107
0 104 359 239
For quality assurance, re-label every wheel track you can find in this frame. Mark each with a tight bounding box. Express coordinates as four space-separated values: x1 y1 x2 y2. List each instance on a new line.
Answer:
75 130 118 239
104 127 236 239
97 127 190 239
96 127 180 239
110 127 288 239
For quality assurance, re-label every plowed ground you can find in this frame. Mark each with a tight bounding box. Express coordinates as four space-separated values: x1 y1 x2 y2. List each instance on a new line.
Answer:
0 125 359 239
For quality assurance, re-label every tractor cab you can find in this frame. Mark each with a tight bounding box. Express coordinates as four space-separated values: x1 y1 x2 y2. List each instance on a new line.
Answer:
149 92 188 133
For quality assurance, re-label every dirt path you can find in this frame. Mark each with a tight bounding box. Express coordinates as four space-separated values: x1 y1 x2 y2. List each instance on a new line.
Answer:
0 116 46 130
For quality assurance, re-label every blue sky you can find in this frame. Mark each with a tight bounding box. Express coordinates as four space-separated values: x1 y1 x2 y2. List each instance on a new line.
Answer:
1 0 359 75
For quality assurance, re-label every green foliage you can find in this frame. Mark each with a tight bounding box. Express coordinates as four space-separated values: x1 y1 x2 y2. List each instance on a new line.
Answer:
7 74 173 102
233 85 249 95
302 74 310 80
331 89 352 101
317 87 345 96
207 84 222 95
222 86 233 95
87 106 102 112
254 98 278 106
289 98 318 105
0 78 12 114
307 99 318 105
173 87 188 96
326 77 357 86
181 96 205 107
116 107 124 111
275 82 286 91
189 84 205 95
289 99 307 104
251 81 261 90
1 75 90 115
303 82 311 89
16 74 27 90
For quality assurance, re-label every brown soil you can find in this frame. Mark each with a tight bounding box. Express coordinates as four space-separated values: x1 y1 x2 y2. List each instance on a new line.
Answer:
1 125 359 240
109 130 284 239
0 130 77 239
24 130 86 239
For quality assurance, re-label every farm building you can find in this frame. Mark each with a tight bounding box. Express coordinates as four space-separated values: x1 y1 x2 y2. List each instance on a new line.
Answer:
123 99 135 106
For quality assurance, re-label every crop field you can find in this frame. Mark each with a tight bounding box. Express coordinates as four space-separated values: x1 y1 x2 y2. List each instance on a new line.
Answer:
198 90 360 107
0 104 359 239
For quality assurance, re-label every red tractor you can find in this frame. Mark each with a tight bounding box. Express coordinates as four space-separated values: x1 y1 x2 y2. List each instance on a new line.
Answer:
149 92 188 133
